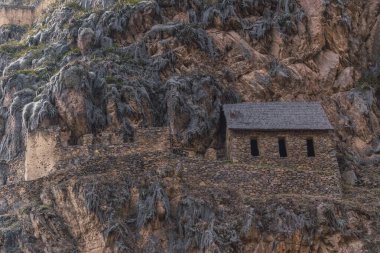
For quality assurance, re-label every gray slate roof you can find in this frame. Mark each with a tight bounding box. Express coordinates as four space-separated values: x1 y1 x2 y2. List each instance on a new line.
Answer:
223 102 333 131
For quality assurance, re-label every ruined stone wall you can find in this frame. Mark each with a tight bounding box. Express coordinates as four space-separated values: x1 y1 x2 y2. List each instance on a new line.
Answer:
0 161 8 186
24 127 171 181
7 156 25 183
135 127 171 151
227 130 338 170
0 5 34 26
0 0 54 26
25 128 59 181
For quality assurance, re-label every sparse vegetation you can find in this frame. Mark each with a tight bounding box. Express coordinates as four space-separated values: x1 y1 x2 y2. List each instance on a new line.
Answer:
0 0 378 251
64 1 85 11
117 0 142 5
356 73 379 90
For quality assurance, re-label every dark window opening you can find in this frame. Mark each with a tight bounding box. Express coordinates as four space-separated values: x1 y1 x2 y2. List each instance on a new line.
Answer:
307 138 315 157
250 139 259 157
278 138 287 157
67 134 78 146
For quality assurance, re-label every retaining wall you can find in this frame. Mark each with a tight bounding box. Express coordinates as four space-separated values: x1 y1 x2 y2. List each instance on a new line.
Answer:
176 158 342 198
48 152 342 198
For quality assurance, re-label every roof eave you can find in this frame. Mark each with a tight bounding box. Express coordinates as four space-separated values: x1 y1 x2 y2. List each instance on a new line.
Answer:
227 127 334 131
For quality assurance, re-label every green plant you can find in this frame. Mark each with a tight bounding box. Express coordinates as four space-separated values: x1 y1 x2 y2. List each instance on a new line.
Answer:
203 0 218 7
105 75 119 84
64 47 82 57
0 42 45 61
117 0 142 5
356 74 379 90
0 41 24 56
65 1 85 11
37 204 52 212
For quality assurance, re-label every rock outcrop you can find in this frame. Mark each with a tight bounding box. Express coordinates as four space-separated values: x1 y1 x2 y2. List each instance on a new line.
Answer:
0 0 379 252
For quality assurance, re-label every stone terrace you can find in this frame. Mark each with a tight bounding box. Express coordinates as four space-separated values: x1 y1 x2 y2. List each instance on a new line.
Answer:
4 125 342 198
43 152 343 198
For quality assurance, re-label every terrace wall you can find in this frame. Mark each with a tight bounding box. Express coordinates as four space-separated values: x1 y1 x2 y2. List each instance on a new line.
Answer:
176 158 342 198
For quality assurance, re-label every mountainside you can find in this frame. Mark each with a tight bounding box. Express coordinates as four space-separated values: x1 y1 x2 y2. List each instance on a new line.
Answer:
0 0 379 252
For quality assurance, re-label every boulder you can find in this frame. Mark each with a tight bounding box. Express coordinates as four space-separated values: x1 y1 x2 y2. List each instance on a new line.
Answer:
205 148 217 161
78 28 95 54
342 170 357 185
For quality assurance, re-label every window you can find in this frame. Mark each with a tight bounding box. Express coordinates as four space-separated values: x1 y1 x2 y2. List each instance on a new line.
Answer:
250 139 259 157
306 138 315 157
278 138 287 157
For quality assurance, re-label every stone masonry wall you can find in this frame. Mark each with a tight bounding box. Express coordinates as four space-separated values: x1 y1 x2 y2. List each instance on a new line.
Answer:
6 156 24 184
175 158 342 198
49 152 342 198
0 0 54 26
24 127 171 181
21 126 341 197
0 5 34 26
25 128 59 181
57 127 171 165
226 129 338 170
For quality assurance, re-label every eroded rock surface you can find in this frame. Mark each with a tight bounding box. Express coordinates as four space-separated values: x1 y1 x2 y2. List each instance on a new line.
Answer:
0 0 379 252
0 155 376 253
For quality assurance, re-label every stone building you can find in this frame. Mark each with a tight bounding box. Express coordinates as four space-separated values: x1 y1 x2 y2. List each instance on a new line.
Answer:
223 102 337 168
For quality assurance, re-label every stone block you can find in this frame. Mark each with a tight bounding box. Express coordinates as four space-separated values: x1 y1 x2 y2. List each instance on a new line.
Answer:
205 148 217 161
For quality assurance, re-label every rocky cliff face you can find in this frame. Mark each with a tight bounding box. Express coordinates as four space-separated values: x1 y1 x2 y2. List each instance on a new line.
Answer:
0 0 379 163
0 154 377 253
0 0 379 252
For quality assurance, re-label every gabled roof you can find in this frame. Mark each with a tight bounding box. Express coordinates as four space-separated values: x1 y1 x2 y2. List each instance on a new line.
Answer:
223 102 333 131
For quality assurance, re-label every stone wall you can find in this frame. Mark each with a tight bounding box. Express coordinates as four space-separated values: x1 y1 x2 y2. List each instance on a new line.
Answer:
57 127 171 165
176 158 342 198
48 152 342 198
226 129 338 170
24 127 171 181
135 127 171 151
17 125 341 198
0 0 54 26
7 157 24 183
25 128 59 181
0 5 34 26
0 161 8 186
20 126 342 197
